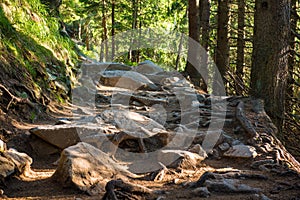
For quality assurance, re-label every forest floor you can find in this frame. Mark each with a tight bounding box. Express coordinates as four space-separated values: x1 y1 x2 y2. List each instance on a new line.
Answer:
0 99 299 200
1 65 300 200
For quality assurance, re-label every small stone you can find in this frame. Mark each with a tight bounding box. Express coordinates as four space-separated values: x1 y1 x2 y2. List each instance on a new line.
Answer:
231 140 242 146
218 142 230 151
260 194 272 200
212 149 221 159
174 178 180 184
192 187 210 197
0 139 7 153
224 144 257 158
188 144 207 158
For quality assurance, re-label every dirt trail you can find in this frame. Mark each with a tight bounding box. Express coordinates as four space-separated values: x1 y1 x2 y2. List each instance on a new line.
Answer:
1 63 300 199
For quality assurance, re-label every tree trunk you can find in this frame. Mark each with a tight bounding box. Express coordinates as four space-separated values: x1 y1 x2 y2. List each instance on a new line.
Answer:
101 0 108 61
176 8 188 71
200 0 210 50
199 0 210 92
175 32 185 71
111 0 115 60
85 22 90 51
129 0 139 63
236 0 245 95
215 0 230 93
286 0 297 115
185 0 202 86
250 0 290 134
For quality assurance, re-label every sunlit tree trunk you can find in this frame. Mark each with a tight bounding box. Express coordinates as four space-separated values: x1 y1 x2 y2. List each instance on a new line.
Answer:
85 21 90 50
236 0 245 95
251 0 290 134
176 8 188 71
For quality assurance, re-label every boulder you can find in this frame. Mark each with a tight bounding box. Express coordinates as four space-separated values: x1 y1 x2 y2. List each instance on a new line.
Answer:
52 142 139 195
0 146 33 181
224 144 257 158
2 149 32 176
0 156 15 178
135 60 164 74
99 70 159 90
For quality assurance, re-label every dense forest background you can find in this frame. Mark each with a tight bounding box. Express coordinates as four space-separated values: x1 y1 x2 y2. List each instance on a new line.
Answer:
0 0 299 156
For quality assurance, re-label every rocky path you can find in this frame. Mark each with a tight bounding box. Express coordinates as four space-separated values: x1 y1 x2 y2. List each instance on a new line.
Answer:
1 61 300 199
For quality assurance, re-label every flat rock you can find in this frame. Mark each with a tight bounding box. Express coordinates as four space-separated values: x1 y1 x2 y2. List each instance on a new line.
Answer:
135 60 164 74
161 149 207 169
224 144 257 158
81 62 132 76
52 142 139 195
99 70 159 90
143 71 184 85
29 135 60 156
29 123 114 149
100 109 165 138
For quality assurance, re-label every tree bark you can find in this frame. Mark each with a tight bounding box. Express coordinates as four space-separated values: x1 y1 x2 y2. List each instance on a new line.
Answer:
101 0 108 62
199 0 210 92
236 0 245 95
111 0 115 60
200 0 210 51
250 0 290 134
286 0 297 115
185 0 202 86
215 0 230 93
129 0 139 63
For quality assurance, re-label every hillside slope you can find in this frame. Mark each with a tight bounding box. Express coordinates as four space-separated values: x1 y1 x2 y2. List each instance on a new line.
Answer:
0 0 79 134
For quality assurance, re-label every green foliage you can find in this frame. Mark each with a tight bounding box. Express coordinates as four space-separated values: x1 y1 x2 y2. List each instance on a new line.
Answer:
60 0 188 70
0 0 78 103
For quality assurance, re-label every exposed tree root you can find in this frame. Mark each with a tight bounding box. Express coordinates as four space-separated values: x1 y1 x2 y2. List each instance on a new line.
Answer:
236 101 258 138
102 179 154 200
0 84 35 110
